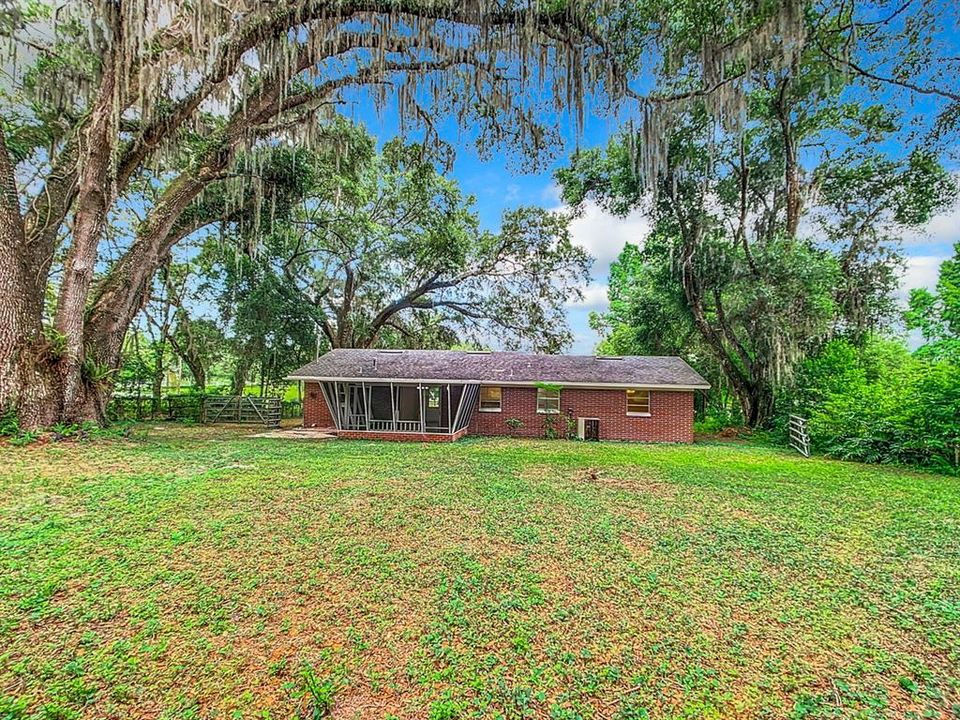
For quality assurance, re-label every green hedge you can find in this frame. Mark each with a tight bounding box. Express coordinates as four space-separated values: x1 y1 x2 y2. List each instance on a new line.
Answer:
789 338 960 472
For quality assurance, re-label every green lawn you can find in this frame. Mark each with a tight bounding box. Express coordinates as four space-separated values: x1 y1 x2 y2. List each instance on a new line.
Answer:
1 427 958 720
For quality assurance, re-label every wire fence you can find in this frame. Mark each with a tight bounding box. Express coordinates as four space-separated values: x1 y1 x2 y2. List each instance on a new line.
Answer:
107 394 303 424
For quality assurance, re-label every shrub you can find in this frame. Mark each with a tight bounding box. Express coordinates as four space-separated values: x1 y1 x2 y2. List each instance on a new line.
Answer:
0 409 20 437
542 413 561 440
790 337 960 472
505 418 524 434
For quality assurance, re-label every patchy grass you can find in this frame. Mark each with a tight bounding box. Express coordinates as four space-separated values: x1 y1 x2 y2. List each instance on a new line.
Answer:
0 425 958 719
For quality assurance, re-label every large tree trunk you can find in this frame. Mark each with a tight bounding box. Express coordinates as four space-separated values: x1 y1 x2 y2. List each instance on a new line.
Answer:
81 170 221 414
231 353 254 396
776 77 802 238
54 59 118 422
0 129 61 428
669 185 775 429
168 330 206 393
735 382 774 428
9 54 318 426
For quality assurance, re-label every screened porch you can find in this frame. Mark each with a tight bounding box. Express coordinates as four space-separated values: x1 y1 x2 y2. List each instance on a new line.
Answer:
317 381 479 435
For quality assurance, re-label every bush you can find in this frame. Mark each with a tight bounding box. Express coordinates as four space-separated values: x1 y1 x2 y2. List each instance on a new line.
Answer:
790 337 960 472
505 417 525 435
0 411 134 447
0 409 20 437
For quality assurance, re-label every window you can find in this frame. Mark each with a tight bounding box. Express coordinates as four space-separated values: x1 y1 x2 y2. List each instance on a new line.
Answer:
626 388 651 415
479 386 502 412
427 386 441 409
536 387 560 414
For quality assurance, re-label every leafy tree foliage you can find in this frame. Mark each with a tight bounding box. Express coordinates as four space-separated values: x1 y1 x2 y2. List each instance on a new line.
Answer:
1 0 956 431
906 243 960 363
220 263 321 395
791 337 960 472
559 12 958 427
0 0 644 427
204 127 589 375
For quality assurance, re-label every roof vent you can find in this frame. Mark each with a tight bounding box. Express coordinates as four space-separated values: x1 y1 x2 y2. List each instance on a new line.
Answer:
596 355 623 360
466 350 491 355
378 349 403 354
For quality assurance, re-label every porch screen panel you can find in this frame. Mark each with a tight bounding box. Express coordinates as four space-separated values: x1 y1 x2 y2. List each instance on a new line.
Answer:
320 382 341 429
448 385 464 419
369 385 392 421
396 386 420 421
453 383 480 432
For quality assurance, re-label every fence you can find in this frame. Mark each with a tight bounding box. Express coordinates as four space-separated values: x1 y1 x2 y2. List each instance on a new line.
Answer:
108 394 302 426
107 396 155 422
167 395 204 422
789 414 811 457
200 396 282 426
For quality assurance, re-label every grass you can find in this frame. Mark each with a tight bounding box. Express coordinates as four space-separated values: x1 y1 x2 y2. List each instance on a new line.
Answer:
0 425 958 719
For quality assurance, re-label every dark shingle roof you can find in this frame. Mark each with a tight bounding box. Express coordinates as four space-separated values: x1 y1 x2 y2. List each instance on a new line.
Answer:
288 349 709 389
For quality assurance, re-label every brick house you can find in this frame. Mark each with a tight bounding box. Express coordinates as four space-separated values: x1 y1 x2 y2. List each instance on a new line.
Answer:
288 349 709 443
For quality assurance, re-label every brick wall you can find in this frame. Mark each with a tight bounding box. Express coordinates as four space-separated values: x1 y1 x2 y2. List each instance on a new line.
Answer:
468 386 694 443
304 380 694 443
337 428 469 442
303 382 334 428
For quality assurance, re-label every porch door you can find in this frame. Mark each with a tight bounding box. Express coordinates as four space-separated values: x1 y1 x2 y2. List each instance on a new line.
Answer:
423 385 443 431
344 384 367 429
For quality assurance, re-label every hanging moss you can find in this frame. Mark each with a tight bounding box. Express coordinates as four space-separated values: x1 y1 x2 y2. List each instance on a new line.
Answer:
8 1 809 196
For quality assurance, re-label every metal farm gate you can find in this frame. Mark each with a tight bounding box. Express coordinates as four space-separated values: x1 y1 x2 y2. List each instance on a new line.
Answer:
789 414 811 457
200 396 282 427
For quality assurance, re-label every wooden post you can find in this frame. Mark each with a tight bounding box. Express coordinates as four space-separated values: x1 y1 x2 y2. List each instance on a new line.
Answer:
419 384 425 434
447 384 452 435
334 382 341 428
363 381 370 430
390 382 396 432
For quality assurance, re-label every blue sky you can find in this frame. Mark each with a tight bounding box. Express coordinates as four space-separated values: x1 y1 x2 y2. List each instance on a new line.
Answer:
353 77 959 355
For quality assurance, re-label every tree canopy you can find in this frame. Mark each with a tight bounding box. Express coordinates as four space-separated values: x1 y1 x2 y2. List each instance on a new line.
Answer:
907 243 960 363
558 8 958 426
2 0 646 425
1 0 958 429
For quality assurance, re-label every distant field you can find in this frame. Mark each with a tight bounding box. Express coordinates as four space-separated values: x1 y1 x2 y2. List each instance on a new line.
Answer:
0 426 958 719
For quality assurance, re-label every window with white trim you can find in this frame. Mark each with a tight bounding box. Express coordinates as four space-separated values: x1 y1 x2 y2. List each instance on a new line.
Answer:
536 387 561 414
626 388 651 415
479 386 502 412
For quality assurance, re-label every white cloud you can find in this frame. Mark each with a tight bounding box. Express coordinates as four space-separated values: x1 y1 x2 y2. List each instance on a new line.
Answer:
566 283 609 308
568 203 651 275
898 255 945 301
902 203 960 246
541 183 564 204
544 182 651 282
